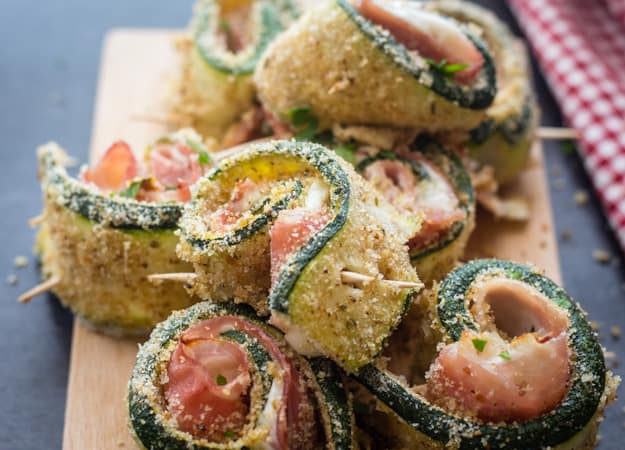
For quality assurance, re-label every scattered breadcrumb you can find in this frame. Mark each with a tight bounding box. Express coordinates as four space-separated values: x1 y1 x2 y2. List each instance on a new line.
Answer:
561 228 572 241
574 190 588 206
13 255 28 268
592 249 611 264
610 326 621 340
590 321 600 331
553 178 565 190
6 274 17 286
605 351 616 359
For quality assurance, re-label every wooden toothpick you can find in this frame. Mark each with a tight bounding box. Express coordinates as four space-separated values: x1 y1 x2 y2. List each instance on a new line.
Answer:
341 270 423 290
147 271 423 290
18 275 61 303
537 127 579 140
147 273 197 284
28 214 45 227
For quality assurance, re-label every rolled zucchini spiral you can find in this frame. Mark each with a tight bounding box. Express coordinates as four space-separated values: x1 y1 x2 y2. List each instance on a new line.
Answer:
353 259 618 449
36 140 199 336
177 139 420 372
128 301 356 449
254 0 496 133
175 0 299 139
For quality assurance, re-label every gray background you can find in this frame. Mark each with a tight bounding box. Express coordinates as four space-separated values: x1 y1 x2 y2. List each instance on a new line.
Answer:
1 0 624 448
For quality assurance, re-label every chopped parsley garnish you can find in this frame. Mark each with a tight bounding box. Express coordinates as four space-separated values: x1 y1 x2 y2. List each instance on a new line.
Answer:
334 143 356 165
216 374 227 386
118 180 142 199
471 338 487 352
499 350 511 361
186 139 212 166
425 58 469 76
224 430 235 439
288 107 319 141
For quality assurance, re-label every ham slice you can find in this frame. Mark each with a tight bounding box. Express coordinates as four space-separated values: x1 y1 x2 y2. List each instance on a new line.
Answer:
270 208 329 285
355 0 483 83
427 329 570 422
165 316 313 448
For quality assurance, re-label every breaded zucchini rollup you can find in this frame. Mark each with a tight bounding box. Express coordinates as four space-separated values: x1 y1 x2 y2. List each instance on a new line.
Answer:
254 0 496 133
175 0 299 139
128 301 357 449
357 143 475 285
177 140 420 372
35 131 211 336
427 0 538 184
354 259 618 449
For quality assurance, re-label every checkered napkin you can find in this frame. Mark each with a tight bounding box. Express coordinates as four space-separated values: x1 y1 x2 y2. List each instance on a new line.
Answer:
507 0 625 252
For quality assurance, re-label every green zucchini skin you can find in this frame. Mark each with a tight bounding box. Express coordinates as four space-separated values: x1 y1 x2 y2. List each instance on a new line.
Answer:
36 143 194 336
128 301 356 449
39 143 182 230
427 0 538 184
356 142 475 285
193 0 297 75
175 0 299 139
309 357 357 450
336 0 496 110
354 259 616 449
178 139 420 373
255 0 496 133
176 142 312 312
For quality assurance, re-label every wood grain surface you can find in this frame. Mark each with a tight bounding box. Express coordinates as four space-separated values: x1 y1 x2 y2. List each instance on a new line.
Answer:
62 29 561 449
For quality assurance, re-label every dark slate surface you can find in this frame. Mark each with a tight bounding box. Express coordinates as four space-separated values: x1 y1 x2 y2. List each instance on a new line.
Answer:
0 0 623 448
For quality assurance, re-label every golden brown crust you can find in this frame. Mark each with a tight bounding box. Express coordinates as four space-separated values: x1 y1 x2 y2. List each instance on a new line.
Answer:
255 1 488 133
39 201 195 335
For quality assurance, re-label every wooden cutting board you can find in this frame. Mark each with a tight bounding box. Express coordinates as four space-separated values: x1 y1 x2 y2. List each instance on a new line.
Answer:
61 29 561 449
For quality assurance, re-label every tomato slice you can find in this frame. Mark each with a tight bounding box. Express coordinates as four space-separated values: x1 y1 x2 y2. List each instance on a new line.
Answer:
356 0 483 83
82 141 138 192
270 208 329 285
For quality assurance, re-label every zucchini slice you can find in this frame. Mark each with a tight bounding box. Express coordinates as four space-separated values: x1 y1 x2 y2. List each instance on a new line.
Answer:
356 142 475 285
354 259 618 449
174 0 299 139
254 0 496 133
427 0 539 184
36 141 197 336
177 140 420 373
128 301 356 449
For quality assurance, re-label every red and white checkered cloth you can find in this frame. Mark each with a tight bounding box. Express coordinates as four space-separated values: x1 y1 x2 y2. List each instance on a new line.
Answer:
507 0 625 252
